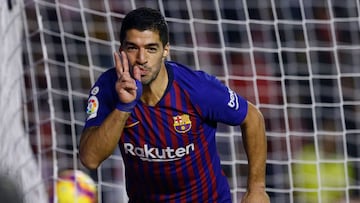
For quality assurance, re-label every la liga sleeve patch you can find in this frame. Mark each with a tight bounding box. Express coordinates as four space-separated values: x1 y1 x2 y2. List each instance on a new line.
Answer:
86 95 99 120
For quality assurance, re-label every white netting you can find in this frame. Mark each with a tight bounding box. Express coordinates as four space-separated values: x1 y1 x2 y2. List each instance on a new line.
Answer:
18 0 360 202
0 0 47 202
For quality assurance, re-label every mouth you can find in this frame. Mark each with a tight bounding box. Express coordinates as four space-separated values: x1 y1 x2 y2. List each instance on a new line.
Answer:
133 64 150 79
139 67 149 76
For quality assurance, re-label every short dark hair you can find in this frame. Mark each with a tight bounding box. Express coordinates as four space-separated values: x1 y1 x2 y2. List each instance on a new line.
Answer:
120 7 169 47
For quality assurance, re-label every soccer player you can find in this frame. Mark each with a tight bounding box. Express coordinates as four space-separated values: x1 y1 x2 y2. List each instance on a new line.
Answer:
79 7 269 203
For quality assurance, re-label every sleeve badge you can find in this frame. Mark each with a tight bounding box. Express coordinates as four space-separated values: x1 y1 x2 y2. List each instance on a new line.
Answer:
86 95 99 120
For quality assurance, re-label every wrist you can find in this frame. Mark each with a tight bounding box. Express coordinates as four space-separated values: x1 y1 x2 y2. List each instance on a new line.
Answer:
116 80 142 112
116 101 136 112
247 182 266 192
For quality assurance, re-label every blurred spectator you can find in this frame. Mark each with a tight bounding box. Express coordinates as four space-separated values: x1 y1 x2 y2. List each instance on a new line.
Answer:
0 173 23 203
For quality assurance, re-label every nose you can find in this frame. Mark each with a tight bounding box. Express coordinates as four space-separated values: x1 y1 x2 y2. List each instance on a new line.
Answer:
136 48 147 65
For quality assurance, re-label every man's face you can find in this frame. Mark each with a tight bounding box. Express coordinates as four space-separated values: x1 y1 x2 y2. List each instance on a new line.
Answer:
121 29 169 85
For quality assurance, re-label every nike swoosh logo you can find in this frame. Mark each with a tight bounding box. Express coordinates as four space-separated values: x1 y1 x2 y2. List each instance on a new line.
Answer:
125 121 140 128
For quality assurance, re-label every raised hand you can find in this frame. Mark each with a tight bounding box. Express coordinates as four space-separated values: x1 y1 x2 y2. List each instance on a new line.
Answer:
114 51 142 112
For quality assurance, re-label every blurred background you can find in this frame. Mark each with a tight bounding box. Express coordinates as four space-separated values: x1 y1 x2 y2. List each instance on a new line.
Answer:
2 0 360 202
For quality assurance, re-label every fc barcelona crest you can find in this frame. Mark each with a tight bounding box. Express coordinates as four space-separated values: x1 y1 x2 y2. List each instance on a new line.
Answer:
173 114 192 133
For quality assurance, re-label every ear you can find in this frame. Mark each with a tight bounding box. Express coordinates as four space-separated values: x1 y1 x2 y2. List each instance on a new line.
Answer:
163 43 170 59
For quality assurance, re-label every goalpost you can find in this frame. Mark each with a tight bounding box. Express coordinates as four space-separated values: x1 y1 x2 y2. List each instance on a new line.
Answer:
16 0 360 202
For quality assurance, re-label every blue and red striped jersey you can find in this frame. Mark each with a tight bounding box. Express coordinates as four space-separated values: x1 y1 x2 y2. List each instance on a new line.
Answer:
84 61 248 203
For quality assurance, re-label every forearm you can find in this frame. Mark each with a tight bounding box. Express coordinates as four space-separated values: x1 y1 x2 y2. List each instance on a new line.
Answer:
241 103 267 190
79 110 130 169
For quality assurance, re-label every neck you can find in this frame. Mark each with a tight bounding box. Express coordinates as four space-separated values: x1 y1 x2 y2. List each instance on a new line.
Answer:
141 64 168 106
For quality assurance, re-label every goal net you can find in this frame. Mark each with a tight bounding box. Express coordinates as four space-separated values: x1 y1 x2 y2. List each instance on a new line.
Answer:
16 0 360 202
1 0 47 202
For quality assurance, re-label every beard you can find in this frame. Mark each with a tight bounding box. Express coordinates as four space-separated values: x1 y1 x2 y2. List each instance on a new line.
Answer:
140 66 161 86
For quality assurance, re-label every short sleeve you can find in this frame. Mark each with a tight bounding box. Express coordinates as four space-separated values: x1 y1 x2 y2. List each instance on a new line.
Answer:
171 63 248 125
190 71 248 126
83 69 117 129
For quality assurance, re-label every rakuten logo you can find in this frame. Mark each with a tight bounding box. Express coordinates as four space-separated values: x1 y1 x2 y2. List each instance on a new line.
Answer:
227 88 239 110
123 143 195 162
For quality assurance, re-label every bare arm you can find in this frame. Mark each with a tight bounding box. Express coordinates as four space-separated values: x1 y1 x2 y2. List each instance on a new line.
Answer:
79 110 130 169
79 51 141 170
241 102 270 203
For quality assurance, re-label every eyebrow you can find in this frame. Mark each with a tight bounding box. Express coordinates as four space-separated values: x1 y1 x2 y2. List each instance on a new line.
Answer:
124 41 160 47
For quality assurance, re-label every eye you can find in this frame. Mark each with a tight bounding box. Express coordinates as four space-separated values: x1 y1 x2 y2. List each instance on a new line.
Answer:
147 47 157 53
126 46 138 51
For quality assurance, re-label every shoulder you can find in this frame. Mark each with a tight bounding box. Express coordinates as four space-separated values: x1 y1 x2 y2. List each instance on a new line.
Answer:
97 68 117 83
88 68 117 96
165 61 227 102
165 61 218 85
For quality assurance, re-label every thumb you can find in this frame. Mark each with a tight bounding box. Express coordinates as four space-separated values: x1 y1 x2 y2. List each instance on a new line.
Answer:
133 66 141 81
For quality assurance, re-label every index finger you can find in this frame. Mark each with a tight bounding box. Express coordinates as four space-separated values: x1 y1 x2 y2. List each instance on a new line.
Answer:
114 51 123 78
120 51 130 73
